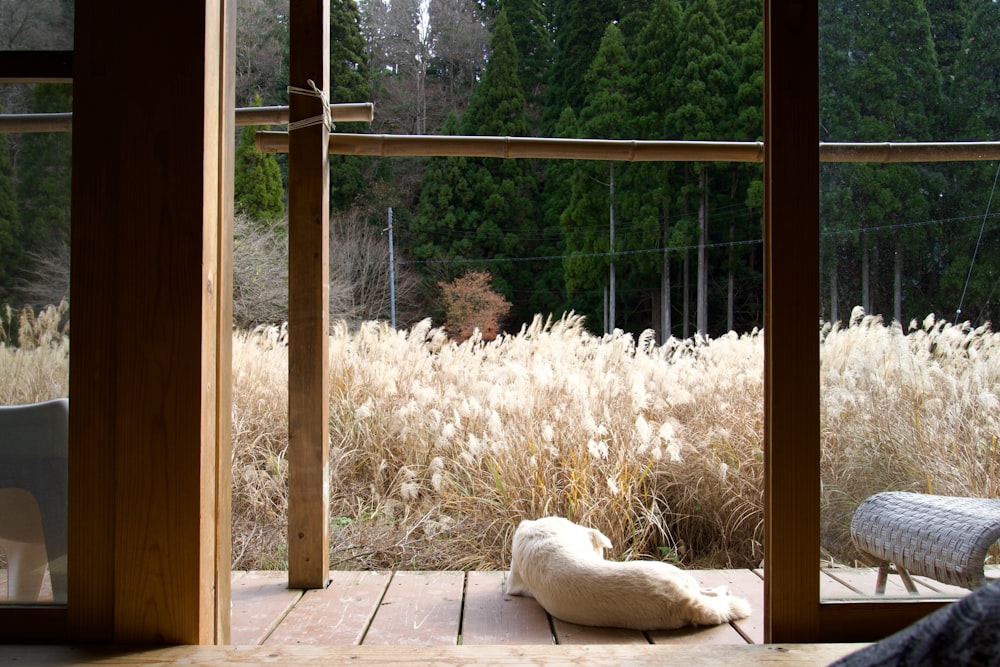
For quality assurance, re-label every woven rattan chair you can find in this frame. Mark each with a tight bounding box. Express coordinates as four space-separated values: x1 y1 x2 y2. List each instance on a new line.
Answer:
851 491 1000 594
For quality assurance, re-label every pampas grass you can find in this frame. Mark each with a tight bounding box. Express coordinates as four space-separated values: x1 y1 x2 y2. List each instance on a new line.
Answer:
6 302 1000 572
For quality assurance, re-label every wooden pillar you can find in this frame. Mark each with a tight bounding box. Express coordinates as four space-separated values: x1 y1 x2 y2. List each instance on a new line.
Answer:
69 0 233 644
763 0 821 643
287 0 331 589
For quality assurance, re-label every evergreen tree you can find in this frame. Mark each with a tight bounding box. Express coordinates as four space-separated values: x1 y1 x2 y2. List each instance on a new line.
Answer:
629 0 684 337
544 0 620 130
819 0 943 323
459 11 542 325
329 0 376 212
234 96 285 227
937 0 1000 324
562 23 635 332
664 0 736 335
495 0 552 126
15 84 72 263
925 0 970 86
410 114 480 266
0 125 20 301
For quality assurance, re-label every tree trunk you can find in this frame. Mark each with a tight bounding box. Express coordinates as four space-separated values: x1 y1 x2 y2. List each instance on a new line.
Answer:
661 203 672 342
861 231 871 315
894 235 902 325
829 252 839 324
683 249 690 339
608 163 615 333
727 221 735 332
697 167 708 336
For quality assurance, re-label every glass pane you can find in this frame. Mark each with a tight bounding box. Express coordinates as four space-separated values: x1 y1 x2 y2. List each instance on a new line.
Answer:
820 0 999 601
0 82 72 605
0 1 73 51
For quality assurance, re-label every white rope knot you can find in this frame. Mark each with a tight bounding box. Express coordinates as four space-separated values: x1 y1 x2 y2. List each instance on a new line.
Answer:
287 79 333 132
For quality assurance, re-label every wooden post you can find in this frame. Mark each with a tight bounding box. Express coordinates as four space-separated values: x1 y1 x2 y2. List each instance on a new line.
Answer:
214 0 237 645
287 0 331 590
763 0 821 643
69 0 233 644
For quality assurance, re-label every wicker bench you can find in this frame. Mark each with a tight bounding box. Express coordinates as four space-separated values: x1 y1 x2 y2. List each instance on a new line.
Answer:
850 491 1000 594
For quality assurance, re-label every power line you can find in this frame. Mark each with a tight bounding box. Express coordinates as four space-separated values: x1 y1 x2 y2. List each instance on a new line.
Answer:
399 210 997 268
956 161 1000 321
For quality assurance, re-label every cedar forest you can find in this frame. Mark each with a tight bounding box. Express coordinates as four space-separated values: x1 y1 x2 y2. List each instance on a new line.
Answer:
1 0 999 340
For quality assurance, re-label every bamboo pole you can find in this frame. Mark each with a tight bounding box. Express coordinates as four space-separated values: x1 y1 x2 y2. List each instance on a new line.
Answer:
235 103 373 127
256 131 1000 164
0 103 374 133
0 113 73 133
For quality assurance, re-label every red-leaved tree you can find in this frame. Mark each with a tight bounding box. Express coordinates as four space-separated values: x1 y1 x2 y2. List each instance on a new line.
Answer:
438 270 512 342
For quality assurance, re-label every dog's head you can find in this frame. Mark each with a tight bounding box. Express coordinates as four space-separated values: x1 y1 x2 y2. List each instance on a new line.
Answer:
514 516 613 559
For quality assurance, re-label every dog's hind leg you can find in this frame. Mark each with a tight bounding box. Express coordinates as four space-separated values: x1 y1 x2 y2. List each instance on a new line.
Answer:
685 590 753 626
505 563 529 596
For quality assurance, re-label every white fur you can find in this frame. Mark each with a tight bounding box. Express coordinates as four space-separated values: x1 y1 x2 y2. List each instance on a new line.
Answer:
505 516 752 630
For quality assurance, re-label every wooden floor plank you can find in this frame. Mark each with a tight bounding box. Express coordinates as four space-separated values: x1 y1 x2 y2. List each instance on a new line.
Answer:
550 618 649 645
819 568 864 598
821 566 939 598
230 571 303 646
0 642 873 666
461 571 553 645
362 571 465 646
910 575 973 598
647 569 760 645
265 571 393 646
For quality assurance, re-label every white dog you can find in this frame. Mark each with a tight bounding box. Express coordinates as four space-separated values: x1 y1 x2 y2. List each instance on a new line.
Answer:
505 516 752 630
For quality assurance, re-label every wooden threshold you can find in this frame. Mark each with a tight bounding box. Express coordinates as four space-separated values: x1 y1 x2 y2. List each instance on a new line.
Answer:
0 643 868 665
2 566 970 664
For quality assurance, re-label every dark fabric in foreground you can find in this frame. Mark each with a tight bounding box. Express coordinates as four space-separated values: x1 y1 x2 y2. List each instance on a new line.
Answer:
830 580 1000 666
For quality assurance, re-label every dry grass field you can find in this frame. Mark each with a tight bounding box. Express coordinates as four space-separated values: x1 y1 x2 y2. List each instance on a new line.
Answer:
3 303 999 572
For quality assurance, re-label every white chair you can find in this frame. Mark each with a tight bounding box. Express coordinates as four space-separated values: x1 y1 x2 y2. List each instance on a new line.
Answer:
0 398 68 602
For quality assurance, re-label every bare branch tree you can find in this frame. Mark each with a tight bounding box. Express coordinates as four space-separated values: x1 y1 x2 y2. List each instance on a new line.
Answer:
236 0 290 107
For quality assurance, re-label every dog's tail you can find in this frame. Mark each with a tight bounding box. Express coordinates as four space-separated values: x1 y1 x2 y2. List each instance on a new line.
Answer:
688 589 753 626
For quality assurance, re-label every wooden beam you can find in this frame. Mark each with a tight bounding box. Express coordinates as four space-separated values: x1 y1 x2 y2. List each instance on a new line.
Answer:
763 0 821 643
0 50 73 82
286 0 331 590
213 0 237 647
0 643 869 665
69 0 231 643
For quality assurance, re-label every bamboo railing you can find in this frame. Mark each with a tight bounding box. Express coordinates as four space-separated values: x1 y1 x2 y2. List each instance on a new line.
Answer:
256 131 1000 164
0 103 374 134
3 107 1000 163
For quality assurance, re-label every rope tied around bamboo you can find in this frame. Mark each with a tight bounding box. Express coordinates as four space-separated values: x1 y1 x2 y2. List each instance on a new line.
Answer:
287 79 333 133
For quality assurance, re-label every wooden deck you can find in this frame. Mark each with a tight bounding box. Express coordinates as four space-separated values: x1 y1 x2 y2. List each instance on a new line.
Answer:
0 566 975 665
230 566 970 647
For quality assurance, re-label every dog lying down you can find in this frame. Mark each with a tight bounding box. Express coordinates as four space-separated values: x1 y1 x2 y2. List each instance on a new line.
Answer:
506 516 752 630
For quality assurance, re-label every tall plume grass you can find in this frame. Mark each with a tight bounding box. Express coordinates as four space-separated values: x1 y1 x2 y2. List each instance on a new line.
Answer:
819 308 1000 563
7 303 1000 572
0 302 70 404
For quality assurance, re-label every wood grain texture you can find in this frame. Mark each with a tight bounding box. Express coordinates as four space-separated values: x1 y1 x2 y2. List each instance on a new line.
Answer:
763 0 822 644
362 571 464 645
286 0 331 590
265 570 392 645
647 569 762 646
0 643 871 666
230 572 303 646
67 0 230 645
550 619 649 645
213 0 237 645
460 571 553 645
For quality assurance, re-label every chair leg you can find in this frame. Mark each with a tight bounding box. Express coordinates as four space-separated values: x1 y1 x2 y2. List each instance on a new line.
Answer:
875 562 889 594
2 540 48 601
897 565 920 594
